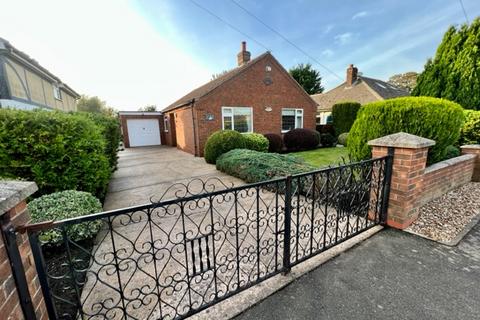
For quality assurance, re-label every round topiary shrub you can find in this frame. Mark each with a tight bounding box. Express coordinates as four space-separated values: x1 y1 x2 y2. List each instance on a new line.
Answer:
338 132 349 146
348 97 465 163
444 145 460 159
332 101 362 135
28 190 103 245
459 110 480 145
284 128 320 151
243 133 269 152
204 130 246 164
264 133 284 153
320 133 336 147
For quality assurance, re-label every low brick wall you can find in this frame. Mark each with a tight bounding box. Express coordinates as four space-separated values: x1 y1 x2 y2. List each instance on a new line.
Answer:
419 154 476 207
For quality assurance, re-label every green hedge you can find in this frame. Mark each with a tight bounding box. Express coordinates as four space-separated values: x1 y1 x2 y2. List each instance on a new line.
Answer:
0 109 111 198
332 102 361 135
216 149 315 183
459 110 480 145
28 190 103 245
243 133 269 152
348 97 464 163
80 112 121 169
204 130 246 164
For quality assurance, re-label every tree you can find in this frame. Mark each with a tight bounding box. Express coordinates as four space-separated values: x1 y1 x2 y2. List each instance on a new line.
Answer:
77 95 106 113
139 105 157 112
289 63 324 94
388 72 418 92
412 18 480 110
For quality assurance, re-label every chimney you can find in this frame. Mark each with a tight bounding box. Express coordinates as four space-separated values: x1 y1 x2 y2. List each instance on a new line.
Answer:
346 64 358 86
237 41 251 66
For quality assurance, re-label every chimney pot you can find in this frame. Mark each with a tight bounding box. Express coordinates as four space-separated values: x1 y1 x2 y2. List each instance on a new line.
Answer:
237 41 251 66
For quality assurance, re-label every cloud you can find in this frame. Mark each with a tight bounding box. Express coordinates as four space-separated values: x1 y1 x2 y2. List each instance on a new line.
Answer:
323 24 334 35
334 33 353 45
0 0 212 110
321 49 334 57
352 11 368 20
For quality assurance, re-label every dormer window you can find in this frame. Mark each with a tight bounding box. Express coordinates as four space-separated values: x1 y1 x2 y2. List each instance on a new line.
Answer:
53 85 62 100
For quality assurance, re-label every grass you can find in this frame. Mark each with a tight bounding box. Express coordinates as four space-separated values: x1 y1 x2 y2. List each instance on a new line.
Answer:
291 147 350 168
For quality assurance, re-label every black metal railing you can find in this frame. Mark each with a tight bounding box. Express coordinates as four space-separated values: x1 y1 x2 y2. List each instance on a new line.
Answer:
24 156 391 320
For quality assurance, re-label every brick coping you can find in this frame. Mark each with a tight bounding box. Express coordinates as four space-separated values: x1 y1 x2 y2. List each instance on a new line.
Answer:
424 154 476 174
0 181 37 214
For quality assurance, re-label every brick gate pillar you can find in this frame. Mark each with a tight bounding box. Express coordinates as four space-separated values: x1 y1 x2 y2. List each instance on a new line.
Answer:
461 145 480 182
368 132 435 229
0 181 48 320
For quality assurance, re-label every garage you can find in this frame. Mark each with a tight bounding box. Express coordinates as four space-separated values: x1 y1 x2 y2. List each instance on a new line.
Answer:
119 111 164 148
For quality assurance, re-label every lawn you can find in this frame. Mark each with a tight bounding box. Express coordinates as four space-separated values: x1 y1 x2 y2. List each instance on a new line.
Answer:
292 147 350 168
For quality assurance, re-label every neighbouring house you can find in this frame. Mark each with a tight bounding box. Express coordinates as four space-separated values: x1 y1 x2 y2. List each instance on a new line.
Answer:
161 42 317 156
0 37 80 111
312 64 409 124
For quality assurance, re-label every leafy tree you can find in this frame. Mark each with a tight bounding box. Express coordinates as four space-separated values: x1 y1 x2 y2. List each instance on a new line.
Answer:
289 63 324 94
139 105 157 112
77 95 106 113
388 72 418 92
412 18 480 110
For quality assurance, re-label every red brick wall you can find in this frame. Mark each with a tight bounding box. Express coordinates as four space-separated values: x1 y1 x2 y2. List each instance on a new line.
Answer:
167 106 196 155
0 201 48 320
167 54 317 156
119 114 164 148
419 155 475 206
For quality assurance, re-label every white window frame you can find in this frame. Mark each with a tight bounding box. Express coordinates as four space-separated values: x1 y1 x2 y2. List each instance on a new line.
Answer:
221 106 253 133
53 85 62 101
281 108 303 133
318 111 332 125
164 116 169 132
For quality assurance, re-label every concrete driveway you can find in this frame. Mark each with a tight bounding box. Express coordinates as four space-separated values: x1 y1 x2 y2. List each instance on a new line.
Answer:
103 146 244 210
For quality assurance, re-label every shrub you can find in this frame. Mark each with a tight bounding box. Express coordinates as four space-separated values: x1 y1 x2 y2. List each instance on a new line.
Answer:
338 132 349 146
459 110 480 145
348 97 465 163
284 128 320 151
320 133 336 147
444 145 460 159
316 124 336 136
264 133 283 153
79 112 121 169
0 109 111 198
332 102 362 135
28 190 103 245
204 130 246 164
243 133 269 152
216 149 315 183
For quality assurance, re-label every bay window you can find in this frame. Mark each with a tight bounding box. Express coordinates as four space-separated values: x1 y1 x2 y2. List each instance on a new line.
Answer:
282 108 303 132
222 107 253 133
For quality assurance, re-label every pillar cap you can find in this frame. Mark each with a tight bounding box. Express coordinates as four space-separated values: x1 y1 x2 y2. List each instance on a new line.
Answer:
0 180 38 214
368 132 436 149
460 144 480 149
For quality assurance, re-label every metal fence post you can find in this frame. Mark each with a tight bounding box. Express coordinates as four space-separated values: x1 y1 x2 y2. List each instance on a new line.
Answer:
0 221 37 320
282 176 292 274
380 147 394 224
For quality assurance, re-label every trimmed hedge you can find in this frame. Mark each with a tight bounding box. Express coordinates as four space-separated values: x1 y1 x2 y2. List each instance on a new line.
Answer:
338 132 349 146
332 102 361 135
316 124 335 136
216 149 315 183
459 110 480 145
243 133 269 152
0 109 111 198
28 190 103 245
348 97 465 164
204 130 246 164
284 128 320 151
264 133 283 153
320 133 336 147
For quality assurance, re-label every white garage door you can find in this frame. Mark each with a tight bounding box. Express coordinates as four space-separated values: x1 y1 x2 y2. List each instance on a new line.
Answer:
127 119 161 147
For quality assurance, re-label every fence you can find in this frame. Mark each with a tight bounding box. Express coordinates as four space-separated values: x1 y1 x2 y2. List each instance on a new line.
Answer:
17 155 391 320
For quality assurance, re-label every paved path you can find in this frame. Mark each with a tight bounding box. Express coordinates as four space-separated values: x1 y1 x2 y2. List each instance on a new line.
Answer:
103 146 244 210
235 222 480 320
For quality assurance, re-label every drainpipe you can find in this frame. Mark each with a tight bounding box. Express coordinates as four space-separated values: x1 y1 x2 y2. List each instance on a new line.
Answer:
190 98 199 157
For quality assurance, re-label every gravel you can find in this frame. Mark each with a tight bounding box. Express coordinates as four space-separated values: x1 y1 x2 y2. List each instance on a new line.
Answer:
406 182 480 243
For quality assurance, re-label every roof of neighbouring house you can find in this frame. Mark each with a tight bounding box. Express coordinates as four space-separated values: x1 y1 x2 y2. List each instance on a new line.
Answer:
162 52 272 112
0 37 80 98
311 76 409 112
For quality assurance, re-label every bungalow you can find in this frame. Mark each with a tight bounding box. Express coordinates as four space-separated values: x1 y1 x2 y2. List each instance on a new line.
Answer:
161 42 317 156
312 64 409 124
0 37 80 111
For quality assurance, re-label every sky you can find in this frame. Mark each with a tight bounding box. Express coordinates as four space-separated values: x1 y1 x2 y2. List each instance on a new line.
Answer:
1 0 479 111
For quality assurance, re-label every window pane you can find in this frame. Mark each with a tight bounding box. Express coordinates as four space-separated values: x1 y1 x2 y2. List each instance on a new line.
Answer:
234 114 251 133
223 116 233 130
282 109 295 116
296 115 303 128
282 115 295 131
223 108 233 115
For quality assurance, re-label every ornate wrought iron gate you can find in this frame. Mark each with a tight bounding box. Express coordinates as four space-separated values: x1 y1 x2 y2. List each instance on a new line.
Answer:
23 156 392 320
